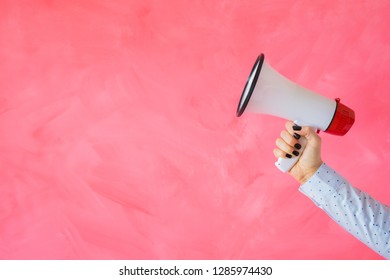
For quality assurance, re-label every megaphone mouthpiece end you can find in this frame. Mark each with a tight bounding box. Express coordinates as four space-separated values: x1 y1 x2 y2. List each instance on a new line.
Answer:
325 100 355 136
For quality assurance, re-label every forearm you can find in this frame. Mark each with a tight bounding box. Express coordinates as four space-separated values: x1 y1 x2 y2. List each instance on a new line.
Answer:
299 163 390 259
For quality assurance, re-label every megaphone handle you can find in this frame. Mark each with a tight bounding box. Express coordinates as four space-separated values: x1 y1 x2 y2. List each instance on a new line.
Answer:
274 121 314 173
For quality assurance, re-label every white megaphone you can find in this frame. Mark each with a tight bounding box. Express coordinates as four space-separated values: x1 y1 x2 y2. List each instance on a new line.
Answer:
236 53 355 172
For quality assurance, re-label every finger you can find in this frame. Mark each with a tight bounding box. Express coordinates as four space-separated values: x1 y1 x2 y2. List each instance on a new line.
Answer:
275 137 296 158
273 148 292 159
285 121 303 140
285 121 321 144
280 130 302 150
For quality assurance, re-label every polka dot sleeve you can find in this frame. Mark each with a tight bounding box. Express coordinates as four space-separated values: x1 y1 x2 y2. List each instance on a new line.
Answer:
299 163 390 259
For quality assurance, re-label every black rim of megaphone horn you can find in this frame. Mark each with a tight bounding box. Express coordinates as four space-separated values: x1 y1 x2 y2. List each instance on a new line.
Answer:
236 53 265 117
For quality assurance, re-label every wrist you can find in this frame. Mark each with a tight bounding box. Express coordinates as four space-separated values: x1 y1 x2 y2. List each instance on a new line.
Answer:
297 161 323 184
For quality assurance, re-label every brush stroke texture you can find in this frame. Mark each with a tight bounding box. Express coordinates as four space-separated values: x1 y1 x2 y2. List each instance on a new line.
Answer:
0 0 389 259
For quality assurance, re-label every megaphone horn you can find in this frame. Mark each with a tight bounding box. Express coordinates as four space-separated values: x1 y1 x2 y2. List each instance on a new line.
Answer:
236 53 355 172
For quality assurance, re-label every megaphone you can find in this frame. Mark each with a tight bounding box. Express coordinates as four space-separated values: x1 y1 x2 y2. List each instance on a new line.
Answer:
236 53 355 172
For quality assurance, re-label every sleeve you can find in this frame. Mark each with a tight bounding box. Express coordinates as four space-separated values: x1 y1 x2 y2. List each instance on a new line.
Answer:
299 163 390 259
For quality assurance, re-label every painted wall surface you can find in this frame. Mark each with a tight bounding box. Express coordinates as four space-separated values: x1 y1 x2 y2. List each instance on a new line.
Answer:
0 0 389 259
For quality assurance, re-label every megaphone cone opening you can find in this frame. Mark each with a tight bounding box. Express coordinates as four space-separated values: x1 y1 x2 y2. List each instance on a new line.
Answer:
236 53 265 117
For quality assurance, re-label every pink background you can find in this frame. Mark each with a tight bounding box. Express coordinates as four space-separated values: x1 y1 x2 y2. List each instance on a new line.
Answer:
0 0 389 259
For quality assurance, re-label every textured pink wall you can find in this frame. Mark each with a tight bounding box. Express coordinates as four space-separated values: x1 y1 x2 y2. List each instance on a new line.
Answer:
0 0 389 259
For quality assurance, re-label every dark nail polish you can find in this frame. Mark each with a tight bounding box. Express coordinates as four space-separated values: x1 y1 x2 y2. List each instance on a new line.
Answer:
293 125 302 131
286 153 292 158
294 143 302 150
293 133 301 140
292 150 299 156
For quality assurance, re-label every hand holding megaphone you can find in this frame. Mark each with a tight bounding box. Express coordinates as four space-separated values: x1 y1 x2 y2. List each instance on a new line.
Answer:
274 121 323 183
237 54 355 172
274 120 309 172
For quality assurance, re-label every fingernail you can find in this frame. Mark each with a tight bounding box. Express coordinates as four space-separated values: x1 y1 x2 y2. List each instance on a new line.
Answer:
293 125 302 131
294 143 302 150
292 150 299 156
293 133 301 140
286 153 292 158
